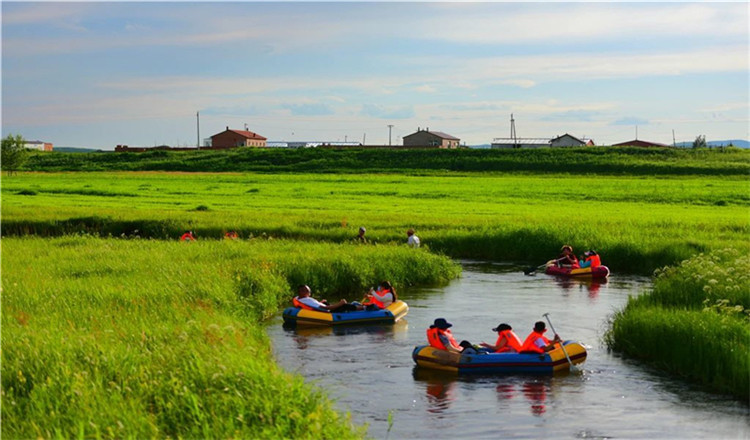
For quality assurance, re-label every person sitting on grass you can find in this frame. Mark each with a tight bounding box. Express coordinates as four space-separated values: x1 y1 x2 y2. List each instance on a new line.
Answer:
480 323 523 353
180 230 196 241
521 321 562 353
356 226 368 244
292 285 359 313
578 250 601 268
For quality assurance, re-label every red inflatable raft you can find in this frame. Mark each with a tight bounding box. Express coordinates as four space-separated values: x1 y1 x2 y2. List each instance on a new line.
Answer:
545 262 610 279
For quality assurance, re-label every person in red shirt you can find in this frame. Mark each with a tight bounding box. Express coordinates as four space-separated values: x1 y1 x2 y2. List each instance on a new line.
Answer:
180 230 196 241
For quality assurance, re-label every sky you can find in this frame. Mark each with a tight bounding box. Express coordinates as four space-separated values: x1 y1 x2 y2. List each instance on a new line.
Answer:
2 1 748 149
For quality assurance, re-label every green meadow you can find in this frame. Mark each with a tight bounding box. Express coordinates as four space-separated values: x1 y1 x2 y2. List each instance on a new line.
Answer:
2 237 459 438
3 171 748 274
2 148 749 437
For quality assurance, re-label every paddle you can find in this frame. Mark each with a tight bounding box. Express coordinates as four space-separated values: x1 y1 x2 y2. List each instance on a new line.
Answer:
523 263 547 275
542 312 580 373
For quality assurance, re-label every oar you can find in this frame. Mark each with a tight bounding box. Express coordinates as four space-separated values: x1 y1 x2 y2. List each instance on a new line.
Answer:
542 312 580 373
523 263 546 275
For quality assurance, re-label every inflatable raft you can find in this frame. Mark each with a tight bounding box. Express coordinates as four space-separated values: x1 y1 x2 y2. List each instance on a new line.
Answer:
282 300 409 327
545 262 610 279
412 341 587 375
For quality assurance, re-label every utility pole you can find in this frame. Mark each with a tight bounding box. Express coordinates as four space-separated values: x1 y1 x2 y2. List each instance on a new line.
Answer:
510 114 517 148
672 129 676 147
387 124 394 146
196 111 200 147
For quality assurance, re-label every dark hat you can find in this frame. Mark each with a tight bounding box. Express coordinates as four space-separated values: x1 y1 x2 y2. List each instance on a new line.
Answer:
534 321 546 332
492 323 512 332
430 318 452 329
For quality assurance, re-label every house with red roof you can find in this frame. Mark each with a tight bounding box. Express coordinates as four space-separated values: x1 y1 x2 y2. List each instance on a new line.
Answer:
611 139 669 148
210 127 267 149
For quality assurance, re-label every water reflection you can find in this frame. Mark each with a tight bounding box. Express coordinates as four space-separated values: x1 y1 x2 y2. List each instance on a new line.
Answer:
283 320 409 349
412 368 457 415
552 276 608 299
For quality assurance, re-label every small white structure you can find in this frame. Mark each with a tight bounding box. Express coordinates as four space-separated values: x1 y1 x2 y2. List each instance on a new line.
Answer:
24 140 53 151
491 138 551 149
550 134 586 147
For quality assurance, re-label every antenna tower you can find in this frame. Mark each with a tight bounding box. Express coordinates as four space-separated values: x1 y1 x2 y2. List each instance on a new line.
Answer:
510 114 518 148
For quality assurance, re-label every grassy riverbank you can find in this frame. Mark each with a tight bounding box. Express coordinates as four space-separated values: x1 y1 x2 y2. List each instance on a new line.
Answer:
606 249 750 400
1 237 460 438
3 172 747 275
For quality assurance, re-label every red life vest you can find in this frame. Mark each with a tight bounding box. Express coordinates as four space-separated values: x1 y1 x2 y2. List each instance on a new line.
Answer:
521 331 551 353
495 330 523 353
586 254 601 268
292 296 318 311
365 288 393 309
180 232 195 241
427 327 461 351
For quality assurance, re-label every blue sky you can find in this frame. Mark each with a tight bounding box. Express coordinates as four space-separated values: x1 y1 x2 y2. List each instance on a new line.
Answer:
2 2 748 148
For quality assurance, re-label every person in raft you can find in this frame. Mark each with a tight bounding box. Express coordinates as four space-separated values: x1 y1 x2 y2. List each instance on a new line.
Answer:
426 318 478 353
356 226 368 244
362 281 398 310
578 250 601 268
480 323 523 353
180 230 196 241
521 321 562 353
555 245 579 268
293 285 359 313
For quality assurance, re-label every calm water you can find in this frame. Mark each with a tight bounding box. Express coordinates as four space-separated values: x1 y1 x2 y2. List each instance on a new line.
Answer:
267 262 749 439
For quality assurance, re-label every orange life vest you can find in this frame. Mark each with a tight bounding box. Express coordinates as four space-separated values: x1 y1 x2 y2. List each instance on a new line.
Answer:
495 330 523 353
427 327 461 351
292 296 318 311
521 331 551 353
365 288 393 309
586 254 601 268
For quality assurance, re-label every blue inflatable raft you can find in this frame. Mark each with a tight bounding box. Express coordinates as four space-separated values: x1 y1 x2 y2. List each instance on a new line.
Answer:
282 300 409 327
412 341 587 375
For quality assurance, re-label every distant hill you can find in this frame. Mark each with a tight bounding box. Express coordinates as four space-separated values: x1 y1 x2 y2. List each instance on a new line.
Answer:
53 147 102 153
674 140 749 149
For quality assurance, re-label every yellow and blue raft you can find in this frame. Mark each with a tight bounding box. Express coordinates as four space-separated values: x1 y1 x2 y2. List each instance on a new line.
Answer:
282 300 409 327
412 341 587 375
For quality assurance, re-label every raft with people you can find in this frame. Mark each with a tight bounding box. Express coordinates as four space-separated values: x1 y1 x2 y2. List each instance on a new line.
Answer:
412 341 587 375
282 300 409 327
544 262 610 279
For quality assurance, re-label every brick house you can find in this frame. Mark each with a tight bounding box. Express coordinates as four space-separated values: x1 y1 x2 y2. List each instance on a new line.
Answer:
210 127 267 148
402 128 460 148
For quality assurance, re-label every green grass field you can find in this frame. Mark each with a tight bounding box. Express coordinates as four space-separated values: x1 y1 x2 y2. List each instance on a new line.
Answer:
1 237 459 438
3 171 747 274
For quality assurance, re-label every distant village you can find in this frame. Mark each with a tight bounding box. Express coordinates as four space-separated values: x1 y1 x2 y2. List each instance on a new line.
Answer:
25 115 701 153
111 125 669 153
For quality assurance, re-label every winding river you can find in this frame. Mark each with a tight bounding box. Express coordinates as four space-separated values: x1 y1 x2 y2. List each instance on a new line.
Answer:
268 262 749 439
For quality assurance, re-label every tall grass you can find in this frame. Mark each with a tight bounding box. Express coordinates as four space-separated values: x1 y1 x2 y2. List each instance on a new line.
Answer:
1 237 459 438
605 249 750 400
